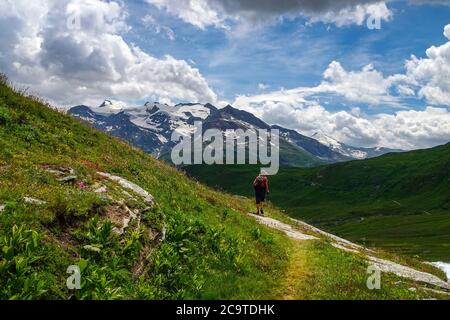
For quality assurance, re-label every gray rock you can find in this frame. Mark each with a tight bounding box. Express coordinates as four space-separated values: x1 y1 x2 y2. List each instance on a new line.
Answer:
97 172 154 205
24 197 47 205
46 169 65 176
83 245 102 253
57 176 78 183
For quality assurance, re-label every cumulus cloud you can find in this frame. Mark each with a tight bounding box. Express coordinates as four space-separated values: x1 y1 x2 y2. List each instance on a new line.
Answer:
404 24 450 106
0 0 216 107
308 2 392 27
147 0 226 29
396 84 416 96
145 0 392 29
235 60 408 108
234 94 450 150
314 61 407 106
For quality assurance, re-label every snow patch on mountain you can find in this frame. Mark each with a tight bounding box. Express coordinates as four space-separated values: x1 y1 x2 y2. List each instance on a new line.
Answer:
91 100 128 115
311 131 368 159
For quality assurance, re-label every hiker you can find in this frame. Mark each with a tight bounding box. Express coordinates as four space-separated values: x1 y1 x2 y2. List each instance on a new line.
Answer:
253 170 269 216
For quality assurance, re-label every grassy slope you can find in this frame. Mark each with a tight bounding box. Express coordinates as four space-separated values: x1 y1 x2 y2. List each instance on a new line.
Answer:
0 77 445 300
185 143 450 261
275 138 324 167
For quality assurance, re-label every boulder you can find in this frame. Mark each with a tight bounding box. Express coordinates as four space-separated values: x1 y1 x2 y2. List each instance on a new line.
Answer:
57 176 78 183
97 172 154 205
24 197 47 205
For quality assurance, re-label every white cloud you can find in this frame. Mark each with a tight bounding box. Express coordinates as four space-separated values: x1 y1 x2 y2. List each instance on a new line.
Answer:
316 61 406 106
233 95 450 150
404 24 450 106
237 60 407 108
0 0 216 107
146 0 227 30
396 84 416 96
141 14 175 40
373 107 450 149
145 0 392 30
258 83 270 90
309 3 392 27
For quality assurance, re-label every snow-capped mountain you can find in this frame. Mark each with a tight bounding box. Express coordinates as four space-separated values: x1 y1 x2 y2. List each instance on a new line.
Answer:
70 102 217 157
274 126 352 162
310 131 401 160
69 101 401 165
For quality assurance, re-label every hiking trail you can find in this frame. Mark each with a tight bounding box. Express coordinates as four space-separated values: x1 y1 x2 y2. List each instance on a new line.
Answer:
249 213 450 292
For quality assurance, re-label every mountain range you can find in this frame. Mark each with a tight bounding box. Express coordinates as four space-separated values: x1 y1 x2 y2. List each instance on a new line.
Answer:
69 101 401 166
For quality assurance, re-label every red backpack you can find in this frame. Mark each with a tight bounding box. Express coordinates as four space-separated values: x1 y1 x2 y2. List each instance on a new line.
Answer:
253 175 265 190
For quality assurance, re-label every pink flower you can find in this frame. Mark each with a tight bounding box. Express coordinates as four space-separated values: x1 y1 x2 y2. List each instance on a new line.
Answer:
78 182 88 189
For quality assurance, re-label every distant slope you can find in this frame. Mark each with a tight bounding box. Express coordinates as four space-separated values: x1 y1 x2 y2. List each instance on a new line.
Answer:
274 125 351 162
310 131 403 159
69 105 164 154
185 143 450 260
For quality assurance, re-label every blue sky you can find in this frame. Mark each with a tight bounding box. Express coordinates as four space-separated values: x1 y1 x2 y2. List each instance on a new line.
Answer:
1 0 449 149
124 0 450 111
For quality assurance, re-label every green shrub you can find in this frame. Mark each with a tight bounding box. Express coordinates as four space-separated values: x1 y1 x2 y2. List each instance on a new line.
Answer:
0 225 47 299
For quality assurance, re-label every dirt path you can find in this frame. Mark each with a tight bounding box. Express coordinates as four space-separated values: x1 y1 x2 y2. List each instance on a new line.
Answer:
249 213 450 291
249 214 318 241
368 256 450 290
277 242 308 300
